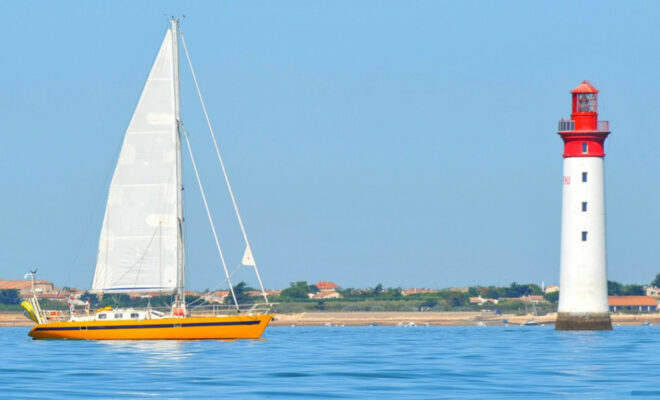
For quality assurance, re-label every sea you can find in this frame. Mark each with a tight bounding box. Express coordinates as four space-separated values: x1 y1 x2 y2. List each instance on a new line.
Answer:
2 325 659 399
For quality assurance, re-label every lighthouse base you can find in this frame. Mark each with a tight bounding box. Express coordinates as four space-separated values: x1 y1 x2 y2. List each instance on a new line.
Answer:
555 312 612 331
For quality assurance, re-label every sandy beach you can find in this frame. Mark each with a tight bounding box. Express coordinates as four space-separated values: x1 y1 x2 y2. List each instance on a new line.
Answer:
0 312 34 327
269 312 660 326
4 311 660 328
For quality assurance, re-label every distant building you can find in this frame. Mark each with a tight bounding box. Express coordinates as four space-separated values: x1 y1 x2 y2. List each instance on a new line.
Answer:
401 288 438 296
609 296 658 312
501 295 548 304
644 286 660 298
314 281 340 293
246 289 282 298
309 291 342 300
520 295 547 303
545 285 559 294
469 296 499 305
0 279 56 297
202 290 229 304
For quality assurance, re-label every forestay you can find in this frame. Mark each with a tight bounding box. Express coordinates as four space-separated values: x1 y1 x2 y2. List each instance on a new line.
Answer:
92 28 180 293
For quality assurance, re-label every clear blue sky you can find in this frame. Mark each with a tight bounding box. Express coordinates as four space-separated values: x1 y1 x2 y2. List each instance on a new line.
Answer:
2 1 659 291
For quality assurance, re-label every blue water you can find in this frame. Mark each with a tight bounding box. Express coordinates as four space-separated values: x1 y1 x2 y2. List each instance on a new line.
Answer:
2 326 660 399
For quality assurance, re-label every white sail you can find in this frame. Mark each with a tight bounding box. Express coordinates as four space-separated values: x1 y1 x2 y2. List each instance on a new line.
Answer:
92 28 180 293
241 246 255 266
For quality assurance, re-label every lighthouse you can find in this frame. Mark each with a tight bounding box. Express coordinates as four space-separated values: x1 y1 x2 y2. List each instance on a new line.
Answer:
556 81 612 331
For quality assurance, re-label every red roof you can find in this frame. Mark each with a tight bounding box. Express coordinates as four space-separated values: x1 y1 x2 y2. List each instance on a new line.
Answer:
0 280 51 290
571 80 599 94
315 281 339 290
609 296 658 307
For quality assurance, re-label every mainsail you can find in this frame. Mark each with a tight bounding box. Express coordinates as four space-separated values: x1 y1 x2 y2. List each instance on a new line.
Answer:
92 27 181 293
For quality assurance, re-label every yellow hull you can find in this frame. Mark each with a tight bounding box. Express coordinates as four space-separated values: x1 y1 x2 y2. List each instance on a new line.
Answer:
28 314 272 340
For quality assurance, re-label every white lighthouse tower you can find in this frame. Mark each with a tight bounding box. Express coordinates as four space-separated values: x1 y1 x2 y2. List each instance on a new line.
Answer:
556 81 612 331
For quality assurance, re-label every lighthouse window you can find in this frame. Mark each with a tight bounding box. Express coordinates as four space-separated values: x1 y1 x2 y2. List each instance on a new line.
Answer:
577 93 597 112
582 231 588 241
582 142 588 154
582 172 588 182
582 202 587 212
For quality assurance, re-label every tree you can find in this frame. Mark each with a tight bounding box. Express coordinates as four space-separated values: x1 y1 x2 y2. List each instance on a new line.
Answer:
280 281 312 300
338 287 361 298
0 289 20 305
503 282 542 298
608 280 623 296
526 284 544 296
421 298 438 308
622 284 645 296
373 284 383 297
445 293 466 308
607 280 644 296
543 291 559 303
388 288 402 299
80 292 98 305
504 282 525 297
651 273 660 288
484 287 501 299
98 294 132 307
224 281 255 306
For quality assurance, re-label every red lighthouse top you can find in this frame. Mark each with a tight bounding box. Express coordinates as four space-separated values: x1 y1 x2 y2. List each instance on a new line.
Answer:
558 80 610 158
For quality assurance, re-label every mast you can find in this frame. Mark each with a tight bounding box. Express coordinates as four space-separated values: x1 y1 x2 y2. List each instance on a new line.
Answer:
171 18 186 310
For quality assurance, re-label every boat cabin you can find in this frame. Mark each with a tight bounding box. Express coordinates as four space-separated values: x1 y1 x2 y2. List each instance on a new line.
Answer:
95 310 148 321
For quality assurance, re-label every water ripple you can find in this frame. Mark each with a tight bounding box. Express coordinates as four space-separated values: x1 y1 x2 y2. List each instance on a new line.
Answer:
2 326 659 399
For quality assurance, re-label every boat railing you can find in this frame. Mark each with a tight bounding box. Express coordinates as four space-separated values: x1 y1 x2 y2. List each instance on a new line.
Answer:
40 309 71 322
187 303 273 316
37 302 273 322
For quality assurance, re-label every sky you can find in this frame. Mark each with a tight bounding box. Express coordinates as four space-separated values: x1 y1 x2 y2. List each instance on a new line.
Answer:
1 1 660 291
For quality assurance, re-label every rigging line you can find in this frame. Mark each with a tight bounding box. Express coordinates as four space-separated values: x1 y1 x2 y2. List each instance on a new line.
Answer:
180 31 269 305
63 129 124 291
64 190 103 289
186 264 243 308
187 263 245 308
181 124 239 311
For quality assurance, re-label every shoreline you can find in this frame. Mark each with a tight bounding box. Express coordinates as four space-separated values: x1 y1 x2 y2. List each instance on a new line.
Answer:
3 311 660 327
269 312 660 327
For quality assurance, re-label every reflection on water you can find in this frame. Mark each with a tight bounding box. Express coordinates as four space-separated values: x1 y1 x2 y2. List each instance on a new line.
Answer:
102 340 188 362
4 326 660 399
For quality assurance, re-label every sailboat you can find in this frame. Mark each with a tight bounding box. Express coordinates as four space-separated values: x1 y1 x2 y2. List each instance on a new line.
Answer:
25 19 273 340
522 297 540 326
